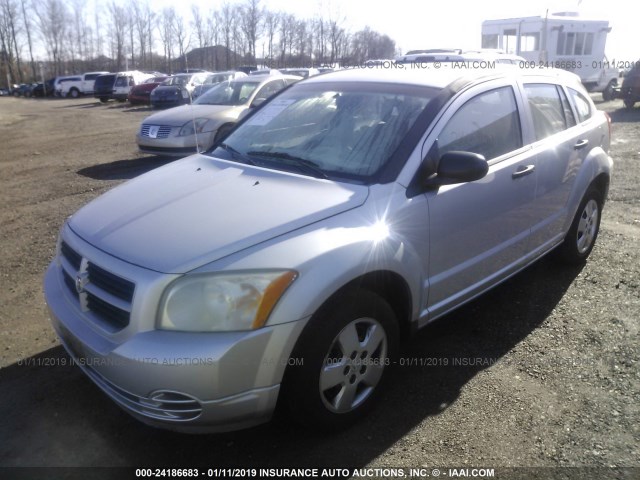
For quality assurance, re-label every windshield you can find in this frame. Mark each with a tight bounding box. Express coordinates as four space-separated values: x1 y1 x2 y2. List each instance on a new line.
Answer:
210 82 438 183
161 75 190 86
205 74 232 84
194 80 260 106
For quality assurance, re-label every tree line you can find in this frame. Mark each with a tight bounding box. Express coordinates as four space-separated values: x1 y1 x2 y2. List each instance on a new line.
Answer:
0 0 397 85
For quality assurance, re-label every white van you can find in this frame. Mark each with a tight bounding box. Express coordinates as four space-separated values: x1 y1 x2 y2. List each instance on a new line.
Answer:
112 71 155 102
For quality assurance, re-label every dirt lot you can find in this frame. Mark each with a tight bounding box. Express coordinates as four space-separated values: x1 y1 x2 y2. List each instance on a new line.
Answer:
0 95 638 476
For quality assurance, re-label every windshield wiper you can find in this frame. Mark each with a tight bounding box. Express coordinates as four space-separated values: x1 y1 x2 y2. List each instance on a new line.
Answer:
218 143 257 166
247 151 328 179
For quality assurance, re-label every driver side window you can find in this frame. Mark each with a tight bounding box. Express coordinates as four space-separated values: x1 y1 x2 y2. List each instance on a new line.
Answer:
429 86 523 165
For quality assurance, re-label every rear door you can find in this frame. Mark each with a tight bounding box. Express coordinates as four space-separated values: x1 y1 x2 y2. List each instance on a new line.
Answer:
521 82 592 252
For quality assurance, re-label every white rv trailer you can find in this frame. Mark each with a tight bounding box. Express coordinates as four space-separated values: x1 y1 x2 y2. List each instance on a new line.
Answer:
482 11 619 99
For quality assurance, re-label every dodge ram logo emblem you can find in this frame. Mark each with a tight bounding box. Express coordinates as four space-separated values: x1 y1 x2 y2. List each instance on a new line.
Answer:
75 273 89 294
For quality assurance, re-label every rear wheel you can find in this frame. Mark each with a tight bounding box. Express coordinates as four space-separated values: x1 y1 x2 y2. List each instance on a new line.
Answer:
68 88 79 98
283 289 398 431
602 81 616 101
555 188 603 264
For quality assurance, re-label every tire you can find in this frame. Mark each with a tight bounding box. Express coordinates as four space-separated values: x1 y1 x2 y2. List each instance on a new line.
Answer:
68 88 79 98
602 81 615 102
99 98 109 103
624 99 635 109
213 123 235 144
282 289 399 431
555 188 603 264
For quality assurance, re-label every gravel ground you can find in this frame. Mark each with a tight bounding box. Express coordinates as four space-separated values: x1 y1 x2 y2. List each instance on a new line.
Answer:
0 95 638 477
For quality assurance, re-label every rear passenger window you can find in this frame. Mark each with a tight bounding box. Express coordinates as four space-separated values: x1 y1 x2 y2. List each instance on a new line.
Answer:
568 88 593 123
524 84 572 140
433 87 522 161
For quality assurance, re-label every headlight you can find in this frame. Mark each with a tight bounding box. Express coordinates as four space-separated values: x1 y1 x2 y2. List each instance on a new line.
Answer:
158 271 297 332
178 118 218 137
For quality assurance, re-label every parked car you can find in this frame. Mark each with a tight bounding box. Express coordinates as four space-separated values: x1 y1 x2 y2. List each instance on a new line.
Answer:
60 71 110 98
54 75 82 97
0 87 9 96
12 83 35 97
45 66 612 433
137 74 300 156
149 72 212 108
31 78 56 97
93 74 117 103
191 71 247 100
615 60 640 109
127 76 170 105
112 70 156 102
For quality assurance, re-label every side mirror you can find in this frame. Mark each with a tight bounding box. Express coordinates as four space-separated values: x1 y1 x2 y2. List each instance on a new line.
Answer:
434 151 488 183
251 97 267 108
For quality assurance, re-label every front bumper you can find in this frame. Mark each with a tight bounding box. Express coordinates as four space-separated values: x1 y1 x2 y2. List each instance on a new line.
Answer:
136 132 201 157
44 260 307 433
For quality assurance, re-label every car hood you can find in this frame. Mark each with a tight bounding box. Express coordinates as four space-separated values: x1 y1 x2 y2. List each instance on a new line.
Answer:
69 154 368 273
141 105 245 126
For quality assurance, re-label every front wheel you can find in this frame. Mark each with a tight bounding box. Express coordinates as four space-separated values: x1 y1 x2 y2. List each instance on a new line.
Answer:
283 289 398 431
555 188 603 264
624 99 635 109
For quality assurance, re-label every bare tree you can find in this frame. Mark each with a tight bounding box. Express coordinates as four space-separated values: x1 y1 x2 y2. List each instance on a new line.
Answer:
206 8 220 69
328 19 345 65
20 0 36 79
263 10 278 67
107 0 127 70
132 2 150 68
240 0 262 63
173 11 190 70
1 0 25 81
218 3 235 69
34 0 68 75
157 7 175 73
0 1 17 84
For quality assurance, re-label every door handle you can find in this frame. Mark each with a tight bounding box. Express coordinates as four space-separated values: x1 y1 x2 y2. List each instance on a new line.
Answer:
512 164 535 179
574 139 589 149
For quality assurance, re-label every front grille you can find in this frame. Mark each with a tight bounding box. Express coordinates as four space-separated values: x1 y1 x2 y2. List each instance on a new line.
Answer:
58 242 134 331
86 293 130 329
140 124 172 138
87 263 134 302
61 241 82 270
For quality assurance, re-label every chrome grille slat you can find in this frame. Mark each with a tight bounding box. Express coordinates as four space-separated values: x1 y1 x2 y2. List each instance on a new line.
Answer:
86 293 130 329
87 262 134 302
57 242 133 330
140 124 172 138
61 241 82 270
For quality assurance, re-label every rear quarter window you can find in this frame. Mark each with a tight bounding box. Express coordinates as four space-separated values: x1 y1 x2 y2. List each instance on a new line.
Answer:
568 88 593 123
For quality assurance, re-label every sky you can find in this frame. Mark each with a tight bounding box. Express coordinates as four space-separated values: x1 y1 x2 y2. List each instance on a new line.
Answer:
79 0 635 65
168 0 636 62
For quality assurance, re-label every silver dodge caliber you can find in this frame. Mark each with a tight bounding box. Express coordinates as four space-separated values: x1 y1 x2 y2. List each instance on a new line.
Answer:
44 66 612 432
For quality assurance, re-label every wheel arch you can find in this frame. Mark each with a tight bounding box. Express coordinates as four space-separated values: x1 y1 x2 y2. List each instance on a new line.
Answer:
306 270 414 341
